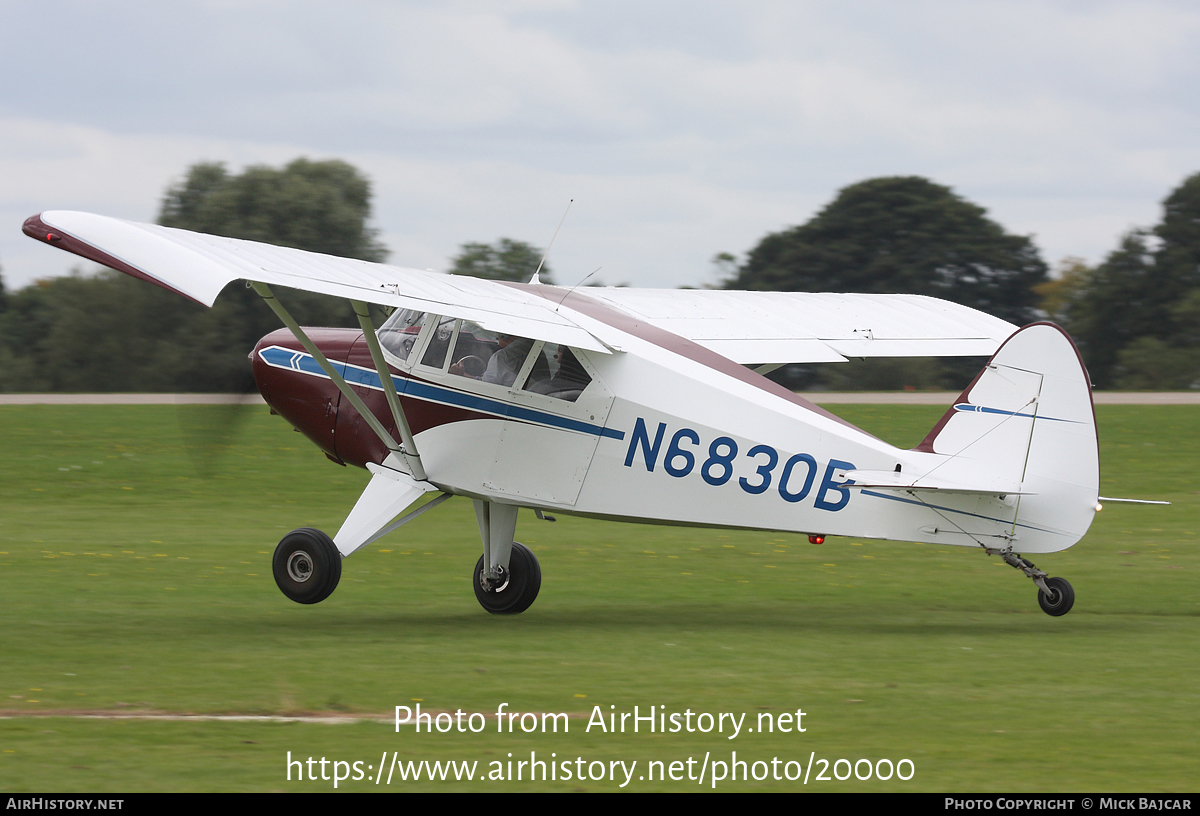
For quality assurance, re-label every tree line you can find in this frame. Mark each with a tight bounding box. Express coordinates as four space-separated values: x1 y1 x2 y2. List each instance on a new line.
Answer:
722 173 1200 391
0 159 1196 392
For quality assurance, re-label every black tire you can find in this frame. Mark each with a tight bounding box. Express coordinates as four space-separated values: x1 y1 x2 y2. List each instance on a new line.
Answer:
273 528 342 604
474 542 541 614
1037 576 1075 617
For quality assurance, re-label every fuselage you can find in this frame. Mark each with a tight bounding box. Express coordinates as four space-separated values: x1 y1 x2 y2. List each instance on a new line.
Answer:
250 312 962 546
250 288 1092 554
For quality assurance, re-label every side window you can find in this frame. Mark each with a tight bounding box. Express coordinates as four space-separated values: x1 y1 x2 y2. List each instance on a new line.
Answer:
377 309 426 362
487 337 547 388
524 344 591 402
446 325 553 390
447 321 499 380
420 317 458 370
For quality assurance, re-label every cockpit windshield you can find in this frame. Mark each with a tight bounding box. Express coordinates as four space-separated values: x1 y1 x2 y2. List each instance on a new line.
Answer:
377 309 426 361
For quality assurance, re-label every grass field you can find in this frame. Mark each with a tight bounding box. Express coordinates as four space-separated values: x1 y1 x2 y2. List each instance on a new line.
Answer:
0 403 1196 792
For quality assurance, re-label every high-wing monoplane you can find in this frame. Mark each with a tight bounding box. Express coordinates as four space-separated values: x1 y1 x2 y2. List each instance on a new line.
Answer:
26 210 1116 616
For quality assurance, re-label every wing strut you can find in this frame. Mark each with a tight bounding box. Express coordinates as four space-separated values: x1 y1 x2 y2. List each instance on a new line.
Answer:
251 282 424 477
350 300 426 480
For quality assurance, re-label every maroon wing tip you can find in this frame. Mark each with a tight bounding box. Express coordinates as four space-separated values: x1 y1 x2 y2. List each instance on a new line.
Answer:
22 213 56 243
20 212 206 306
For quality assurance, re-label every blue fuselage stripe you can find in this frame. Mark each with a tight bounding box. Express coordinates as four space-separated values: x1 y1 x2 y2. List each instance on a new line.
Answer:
259 346 624 440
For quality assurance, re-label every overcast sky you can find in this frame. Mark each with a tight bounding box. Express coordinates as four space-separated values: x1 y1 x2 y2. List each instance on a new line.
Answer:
3 0 1198 291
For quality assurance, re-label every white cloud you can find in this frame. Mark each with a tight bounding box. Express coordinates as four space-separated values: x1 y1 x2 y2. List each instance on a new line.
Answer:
2 1 1199 291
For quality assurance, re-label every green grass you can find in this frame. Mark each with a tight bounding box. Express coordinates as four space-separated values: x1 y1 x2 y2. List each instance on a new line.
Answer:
0 404 1197 791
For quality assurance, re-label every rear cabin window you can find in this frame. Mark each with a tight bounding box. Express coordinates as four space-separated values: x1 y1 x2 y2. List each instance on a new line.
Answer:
522 343 591 402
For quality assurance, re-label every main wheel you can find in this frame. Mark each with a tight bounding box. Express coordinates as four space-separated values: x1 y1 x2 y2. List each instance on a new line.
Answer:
1037 576 1075 617
474 542 541 614
273 527 342 604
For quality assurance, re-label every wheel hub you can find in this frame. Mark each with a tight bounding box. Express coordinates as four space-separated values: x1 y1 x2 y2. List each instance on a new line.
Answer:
287 551 314 583
481 565 510 594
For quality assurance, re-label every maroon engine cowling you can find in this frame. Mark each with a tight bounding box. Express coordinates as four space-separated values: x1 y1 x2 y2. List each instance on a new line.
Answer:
251 327 495 470
250 327 389 468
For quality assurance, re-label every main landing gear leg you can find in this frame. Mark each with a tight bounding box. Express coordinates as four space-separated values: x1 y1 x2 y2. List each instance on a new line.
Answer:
472 500 541 614
987 548 1075 617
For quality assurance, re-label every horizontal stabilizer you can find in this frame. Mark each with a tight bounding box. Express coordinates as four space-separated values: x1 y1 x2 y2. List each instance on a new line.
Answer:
844 469 1034 496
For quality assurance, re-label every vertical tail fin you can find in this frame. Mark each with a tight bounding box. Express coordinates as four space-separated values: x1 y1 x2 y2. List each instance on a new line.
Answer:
916 322 1100 553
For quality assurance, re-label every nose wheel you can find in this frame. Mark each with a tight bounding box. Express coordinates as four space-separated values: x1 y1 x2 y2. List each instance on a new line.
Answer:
273 527 342 604
474 542 541 614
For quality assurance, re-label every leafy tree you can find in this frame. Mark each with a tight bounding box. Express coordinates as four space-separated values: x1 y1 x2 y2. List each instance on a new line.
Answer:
0 275 55 391
708 252 739 287
1063 232 1157 387
159 158 387 262
449 239 552 284
1110 337 1200 390
152 158 391 391
0 158 389 392
727 176 1049 325
1067 172 1200 389
1035 257 1092 324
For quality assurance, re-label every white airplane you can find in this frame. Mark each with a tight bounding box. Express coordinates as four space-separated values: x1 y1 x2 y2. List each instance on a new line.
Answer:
25 210 1120 616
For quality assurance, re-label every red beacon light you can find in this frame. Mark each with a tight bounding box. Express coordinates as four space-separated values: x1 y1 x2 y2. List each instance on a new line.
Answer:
808 534 825 545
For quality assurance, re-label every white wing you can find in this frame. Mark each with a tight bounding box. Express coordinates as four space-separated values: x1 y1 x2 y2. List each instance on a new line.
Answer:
581 288 1017 363
28 211 614 353
27 211 1017 364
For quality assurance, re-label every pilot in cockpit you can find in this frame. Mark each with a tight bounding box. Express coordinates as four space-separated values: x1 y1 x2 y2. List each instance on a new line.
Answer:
450 334 549 388
482 335 523 385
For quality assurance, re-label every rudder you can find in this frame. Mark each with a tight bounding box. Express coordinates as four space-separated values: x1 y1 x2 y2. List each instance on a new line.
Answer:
917 323 1099 553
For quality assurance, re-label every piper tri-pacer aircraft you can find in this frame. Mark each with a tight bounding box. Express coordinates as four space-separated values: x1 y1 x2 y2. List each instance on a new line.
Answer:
26 210 1112 616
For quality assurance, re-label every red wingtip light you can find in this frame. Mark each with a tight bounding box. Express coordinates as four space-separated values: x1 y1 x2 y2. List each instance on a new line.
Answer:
808 534 825 545
46 232 61 242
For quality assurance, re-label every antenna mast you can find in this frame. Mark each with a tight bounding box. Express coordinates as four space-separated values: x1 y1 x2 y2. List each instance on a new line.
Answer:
530 199 573 285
